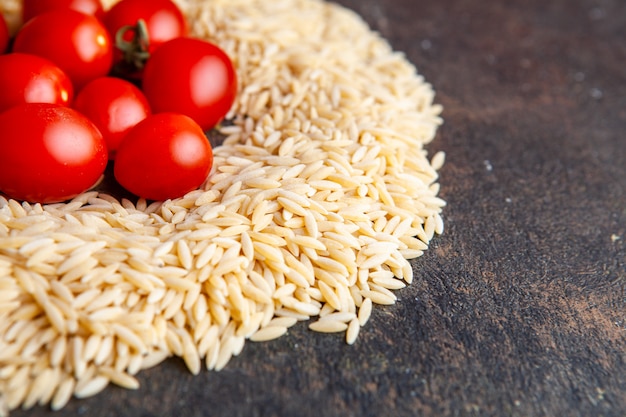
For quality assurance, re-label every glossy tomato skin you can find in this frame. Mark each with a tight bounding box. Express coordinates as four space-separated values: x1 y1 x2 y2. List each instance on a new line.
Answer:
0 13 8 54
114 113 213 201
0 103 108 203
103 0 187 53
0 53 74 114
142 38 237 131
22 0 105 23
12 10 113 90
73 76 151 159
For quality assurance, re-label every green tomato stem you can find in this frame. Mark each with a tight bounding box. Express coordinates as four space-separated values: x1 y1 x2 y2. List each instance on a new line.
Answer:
115 19 151 70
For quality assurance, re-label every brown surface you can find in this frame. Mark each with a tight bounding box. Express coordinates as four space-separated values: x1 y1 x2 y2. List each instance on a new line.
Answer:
13 0 626 416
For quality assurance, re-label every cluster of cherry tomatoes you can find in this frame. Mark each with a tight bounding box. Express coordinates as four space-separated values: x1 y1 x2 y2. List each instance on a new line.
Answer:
0 0 237 203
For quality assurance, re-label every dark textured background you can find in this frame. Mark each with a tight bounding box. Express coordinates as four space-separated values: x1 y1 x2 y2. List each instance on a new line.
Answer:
15 0 626 416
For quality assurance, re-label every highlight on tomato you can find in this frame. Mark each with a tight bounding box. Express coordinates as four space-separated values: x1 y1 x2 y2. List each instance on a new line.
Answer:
0 53 74 114
73 76 151 159
12 9 113 89
114 113 213 201
0 103 108 204
141 37 237 131
22 0 105 23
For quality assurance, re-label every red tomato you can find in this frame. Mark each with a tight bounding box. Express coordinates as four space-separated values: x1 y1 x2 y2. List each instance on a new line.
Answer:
0 103 108 203
103 0 187 76
12 10 113 89
0 13 8 54
22 0 105 23
73 76 151 159
104 0 186 48
0 53 74 114
142 38 237 131
114 113 213 201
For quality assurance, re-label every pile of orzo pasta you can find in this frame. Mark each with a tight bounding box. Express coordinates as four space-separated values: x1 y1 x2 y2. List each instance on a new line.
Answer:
0 0 445 414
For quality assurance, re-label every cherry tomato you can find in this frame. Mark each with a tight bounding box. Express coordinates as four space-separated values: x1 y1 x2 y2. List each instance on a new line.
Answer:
22 0 105 23
114 113 213 201
0 103 108 203
0 13 8 54
12 10 113 89
104 0 186 48
73 76 151 159
103 0 187 76
0 53 74 114
142 37 237 131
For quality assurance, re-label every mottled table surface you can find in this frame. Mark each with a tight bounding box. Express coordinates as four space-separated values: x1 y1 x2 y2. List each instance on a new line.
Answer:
16 0 626 416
